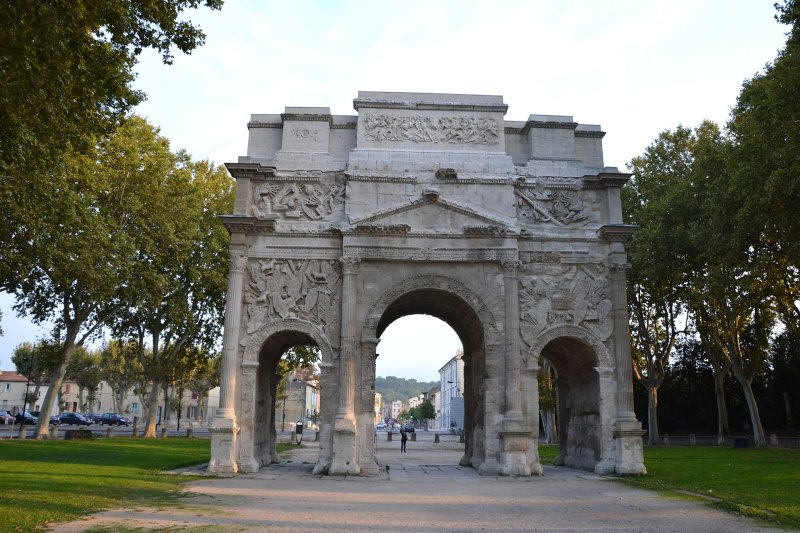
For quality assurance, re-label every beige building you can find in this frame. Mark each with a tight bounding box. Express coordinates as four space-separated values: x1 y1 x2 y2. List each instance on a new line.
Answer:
0 370 219 424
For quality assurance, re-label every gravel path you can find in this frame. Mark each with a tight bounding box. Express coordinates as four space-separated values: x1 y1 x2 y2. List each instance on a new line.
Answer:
52 434 782 532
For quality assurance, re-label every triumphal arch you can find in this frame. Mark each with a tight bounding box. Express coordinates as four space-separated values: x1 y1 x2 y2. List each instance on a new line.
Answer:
208 91 646 476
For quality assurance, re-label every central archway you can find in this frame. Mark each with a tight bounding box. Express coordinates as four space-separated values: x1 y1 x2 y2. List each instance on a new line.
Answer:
362 274 500 471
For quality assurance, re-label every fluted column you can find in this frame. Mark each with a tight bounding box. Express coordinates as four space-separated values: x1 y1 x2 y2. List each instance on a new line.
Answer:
336 255 360 423
609 262 637 423
329 255 361 475
217 249 247 419
502 259 524 422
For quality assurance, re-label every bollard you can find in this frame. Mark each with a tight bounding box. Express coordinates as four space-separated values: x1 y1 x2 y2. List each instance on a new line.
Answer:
19 426 28 440
186 428 193 438
459 433 465 444
434 433 440 443
770 433 780 447
160 427 168 438
132 426 139 437
50 425 59 439
106 427 114 438
314 431 320 442
387 431 392 442
689 433 696 446
411 432 416 442
662 434 670 446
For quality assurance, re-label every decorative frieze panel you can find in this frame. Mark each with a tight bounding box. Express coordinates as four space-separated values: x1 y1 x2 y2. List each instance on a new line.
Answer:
515 188 589 227
519 264 613 349
243 259 342 343
363 113 500 145
252 182 345 220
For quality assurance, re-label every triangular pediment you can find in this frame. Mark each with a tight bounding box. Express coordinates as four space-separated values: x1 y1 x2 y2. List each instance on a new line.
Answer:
350 190 514 234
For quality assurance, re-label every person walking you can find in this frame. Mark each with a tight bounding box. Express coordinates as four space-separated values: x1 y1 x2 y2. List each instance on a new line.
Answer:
400 428 408 453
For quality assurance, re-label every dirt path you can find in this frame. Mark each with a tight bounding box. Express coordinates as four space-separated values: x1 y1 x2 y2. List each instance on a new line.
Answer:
52 437 782 532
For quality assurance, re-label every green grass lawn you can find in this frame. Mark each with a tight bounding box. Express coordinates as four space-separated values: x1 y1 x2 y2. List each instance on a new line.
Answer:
0 437 214 531
540 444 800 529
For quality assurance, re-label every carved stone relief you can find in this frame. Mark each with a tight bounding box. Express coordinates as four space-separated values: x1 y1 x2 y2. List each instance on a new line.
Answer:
252 182 345 220
363 113 499 145
515 188 588 226
519 264 613 351
243 259 342 344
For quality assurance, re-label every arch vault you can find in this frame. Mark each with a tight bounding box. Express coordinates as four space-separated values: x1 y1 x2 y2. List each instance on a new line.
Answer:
208 91 646 476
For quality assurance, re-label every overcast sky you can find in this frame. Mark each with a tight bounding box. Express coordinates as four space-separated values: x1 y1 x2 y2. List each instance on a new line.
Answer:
0 1 789 381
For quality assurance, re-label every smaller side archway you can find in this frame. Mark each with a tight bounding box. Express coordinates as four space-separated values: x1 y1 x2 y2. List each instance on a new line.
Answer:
237 320 335 473
529 325 616 473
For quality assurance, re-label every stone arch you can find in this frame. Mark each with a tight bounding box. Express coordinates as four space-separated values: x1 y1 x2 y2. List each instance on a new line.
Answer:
237 319 335 473
527 324 615 473
361 272 503 471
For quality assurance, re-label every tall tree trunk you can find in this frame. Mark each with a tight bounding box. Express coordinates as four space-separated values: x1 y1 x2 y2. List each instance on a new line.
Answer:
77 385 85 412
784 392 795 431
712 367 730 444
728 335 766 447
143 380 161 438
34 342 78 438
646 385 660 445
162 382 172 427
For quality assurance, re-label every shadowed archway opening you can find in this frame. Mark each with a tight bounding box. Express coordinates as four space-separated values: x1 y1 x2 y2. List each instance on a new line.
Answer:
541 336 601 470
253 330 319 468
374 288 486 468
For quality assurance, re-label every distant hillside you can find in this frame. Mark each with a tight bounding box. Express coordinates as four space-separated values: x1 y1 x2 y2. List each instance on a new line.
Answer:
375 376 438 404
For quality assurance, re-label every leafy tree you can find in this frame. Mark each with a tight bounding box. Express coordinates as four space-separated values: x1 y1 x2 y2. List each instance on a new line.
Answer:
770 330 800 430
728 0 800 339
99 339 145 414
625 142 689 444
0 2 223 289
11 341 62 402
186 351 221 422
6 115 203 439
66 348 103 412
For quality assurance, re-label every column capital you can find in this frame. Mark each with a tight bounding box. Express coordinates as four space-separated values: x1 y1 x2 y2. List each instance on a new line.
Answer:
229 253 248 273
340 255 361 274
501 259 522 277
609 262 631 274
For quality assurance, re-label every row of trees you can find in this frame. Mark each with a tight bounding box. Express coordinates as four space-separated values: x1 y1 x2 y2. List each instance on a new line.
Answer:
624 1 800 446
0 2 228 439
13 340 220 422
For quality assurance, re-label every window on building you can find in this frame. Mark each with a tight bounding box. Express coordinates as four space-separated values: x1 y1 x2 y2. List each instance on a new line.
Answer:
191 391 197 400
3 383 9 392
131 402 139 414
188 406 196 419
65 384 70 394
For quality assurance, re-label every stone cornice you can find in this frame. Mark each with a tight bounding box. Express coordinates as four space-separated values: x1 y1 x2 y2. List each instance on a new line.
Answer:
224 162 277 180
521 120 578 135
597 224 637 243
348 224 412 236
582 171 631 189
353 98 508 114
574 130 606 138
331 122 357 129
219 215 277 234
280 113 332 124
247 121 282 129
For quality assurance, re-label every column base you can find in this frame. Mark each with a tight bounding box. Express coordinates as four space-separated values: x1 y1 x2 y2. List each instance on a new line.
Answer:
614 419 646 475
500 430 532 476
208 417 239 475
329 419 360 475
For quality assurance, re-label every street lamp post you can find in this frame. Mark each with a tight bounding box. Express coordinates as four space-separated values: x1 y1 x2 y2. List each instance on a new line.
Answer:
281 394 286 433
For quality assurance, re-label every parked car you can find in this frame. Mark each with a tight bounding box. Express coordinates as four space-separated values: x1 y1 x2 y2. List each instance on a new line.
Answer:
56 412 92 426
15 412 37 425
402 423 415 433
97 413 132 426
375 422 386 430
83 413 102 424
0 411 14 424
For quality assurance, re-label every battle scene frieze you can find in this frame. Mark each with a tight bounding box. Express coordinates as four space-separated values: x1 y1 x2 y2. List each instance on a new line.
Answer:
363 113 500 145
519 264 613 350
252 182 345 220
243 258 341 343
